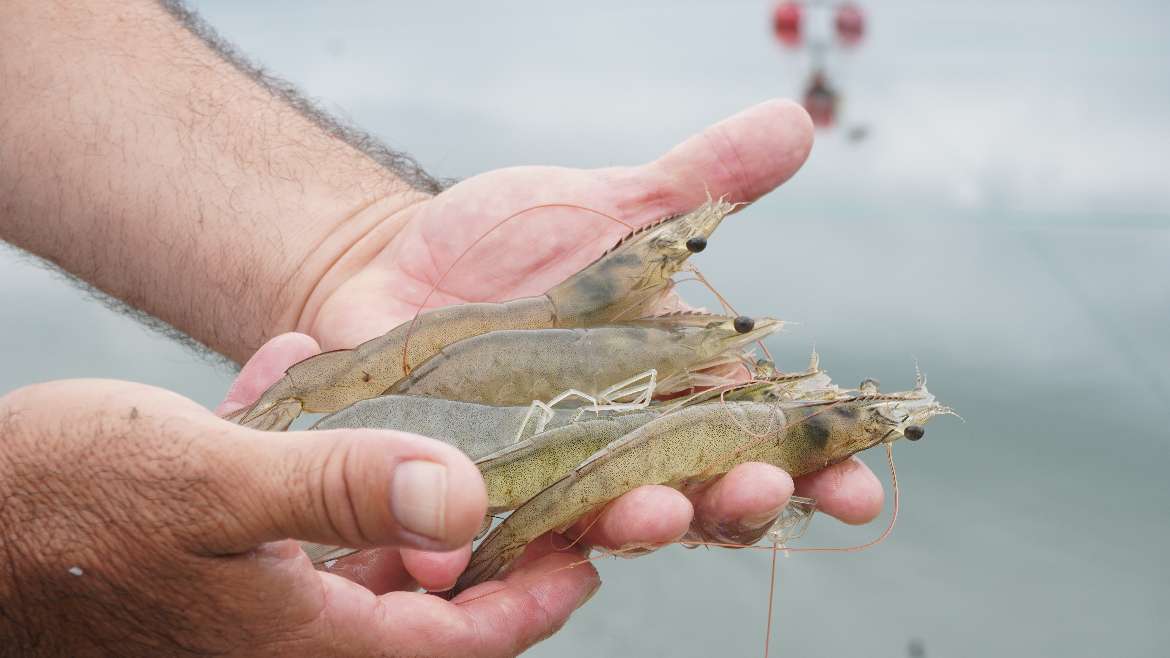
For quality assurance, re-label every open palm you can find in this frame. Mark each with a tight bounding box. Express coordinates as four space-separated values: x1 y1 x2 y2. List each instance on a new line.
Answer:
307 100 814 351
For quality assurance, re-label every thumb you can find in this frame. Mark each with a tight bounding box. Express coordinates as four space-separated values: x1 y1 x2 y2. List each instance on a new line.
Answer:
646 98 814 207
201 425 488 554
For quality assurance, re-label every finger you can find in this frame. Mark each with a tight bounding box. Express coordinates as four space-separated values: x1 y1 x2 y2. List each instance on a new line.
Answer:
201 427 487 554
687 462 794 545
793 456 885 525
322 547 416 595
401 544 472 592
446 547 599 654
648 98 814 206
306 544 598 657
506 531 589 573
572 484 693 553
217 332 320 415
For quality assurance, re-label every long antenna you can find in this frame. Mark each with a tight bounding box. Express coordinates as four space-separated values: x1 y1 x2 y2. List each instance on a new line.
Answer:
764 540 780 658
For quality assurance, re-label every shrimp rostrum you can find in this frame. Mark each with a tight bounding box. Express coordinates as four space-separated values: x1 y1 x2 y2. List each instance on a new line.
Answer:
228 198 737 430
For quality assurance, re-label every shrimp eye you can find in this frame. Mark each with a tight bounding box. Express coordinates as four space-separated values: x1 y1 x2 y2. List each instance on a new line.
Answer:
685 236 707 253
904 425 925 441
859 378 880 394
733 315 755 333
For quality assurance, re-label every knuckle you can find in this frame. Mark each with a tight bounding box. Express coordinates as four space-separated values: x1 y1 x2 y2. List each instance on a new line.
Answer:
499 587 562 655
294 435 375 546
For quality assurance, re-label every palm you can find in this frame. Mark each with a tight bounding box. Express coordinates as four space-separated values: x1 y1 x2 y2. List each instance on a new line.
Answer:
307 100 815 351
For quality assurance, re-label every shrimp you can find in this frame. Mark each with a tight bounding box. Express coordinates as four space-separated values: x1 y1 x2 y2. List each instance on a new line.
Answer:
228 198 736 431
452 379 951 594
384 315 783 406
472 352 854 514
475 410 661 513
661 351 835 409
310 395 585 460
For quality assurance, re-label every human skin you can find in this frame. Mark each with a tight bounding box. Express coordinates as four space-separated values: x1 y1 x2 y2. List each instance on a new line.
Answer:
0 1 884 655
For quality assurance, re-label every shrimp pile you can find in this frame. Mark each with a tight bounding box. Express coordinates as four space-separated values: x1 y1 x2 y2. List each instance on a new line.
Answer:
227 198 955 641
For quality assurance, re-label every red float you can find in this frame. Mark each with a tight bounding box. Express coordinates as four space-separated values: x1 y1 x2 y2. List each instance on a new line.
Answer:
772 1 802 48
834 2 865 47
802 71 837 128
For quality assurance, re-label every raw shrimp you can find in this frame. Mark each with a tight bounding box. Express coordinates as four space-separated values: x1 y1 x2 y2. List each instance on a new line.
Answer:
385 315 782 406
229 199 736 430
453 380 951 594
310 395 584 460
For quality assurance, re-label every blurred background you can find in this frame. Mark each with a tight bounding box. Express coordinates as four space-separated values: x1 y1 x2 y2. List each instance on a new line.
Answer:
2 1 1167 655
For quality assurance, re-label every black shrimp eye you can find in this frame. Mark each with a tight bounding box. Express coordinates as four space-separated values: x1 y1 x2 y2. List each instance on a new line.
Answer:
733 315 755 333
685 236 707 253
904 425 925 441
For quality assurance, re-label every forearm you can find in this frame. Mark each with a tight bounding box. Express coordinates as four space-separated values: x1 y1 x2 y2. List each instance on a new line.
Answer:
0 0 433 361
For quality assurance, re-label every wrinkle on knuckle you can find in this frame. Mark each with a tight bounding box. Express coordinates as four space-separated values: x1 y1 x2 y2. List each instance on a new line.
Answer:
701 129 751 202
308 436 368 546
516 585 564 652
460 585 553 658
378 597 476 658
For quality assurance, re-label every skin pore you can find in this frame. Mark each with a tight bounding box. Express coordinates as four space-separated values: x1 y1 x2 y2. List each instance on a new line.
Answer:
0 1 884 655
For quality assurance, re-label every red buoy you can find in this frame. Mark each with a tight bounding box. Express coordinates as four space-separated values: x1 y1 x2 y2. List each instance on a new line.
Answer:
834 2 865 47
802 71 837 128
772 1 803 48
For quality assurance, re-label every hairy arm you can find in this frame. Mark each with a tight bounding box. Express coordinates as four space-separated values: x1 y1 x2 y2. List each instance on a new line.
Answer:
0 0 434 362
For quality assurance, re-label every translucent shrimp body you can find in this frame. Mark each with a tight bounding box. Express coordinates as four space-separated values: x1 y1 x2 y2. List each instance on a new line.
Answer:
229 200 736 431
453 384 951 594
310 395 584 460
476 410 661 512
385 316 782 406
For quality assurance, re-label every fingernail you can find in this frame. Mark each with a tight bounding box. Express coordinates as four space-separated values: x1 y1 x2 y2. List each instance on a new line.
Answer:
575 579 602 610
391 461 448 540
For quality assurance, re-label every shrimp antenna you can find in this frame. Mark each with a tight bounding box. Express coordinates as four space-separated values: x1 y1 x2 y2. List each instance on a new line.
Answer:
764 538 780 658
788 442 901 555
556 513 605 552
710 443 903 656
400 203 637 374
683 264 774 363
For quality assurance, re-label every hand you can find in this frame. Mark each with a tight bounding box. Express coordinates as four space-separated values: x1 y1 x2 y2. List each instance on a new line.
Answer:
291 100 885 555
0 372 596 656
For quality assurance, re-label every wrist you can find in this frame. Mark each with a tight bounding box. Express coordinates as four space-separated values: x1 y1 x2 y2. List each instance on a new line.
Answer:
279 188 430 350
